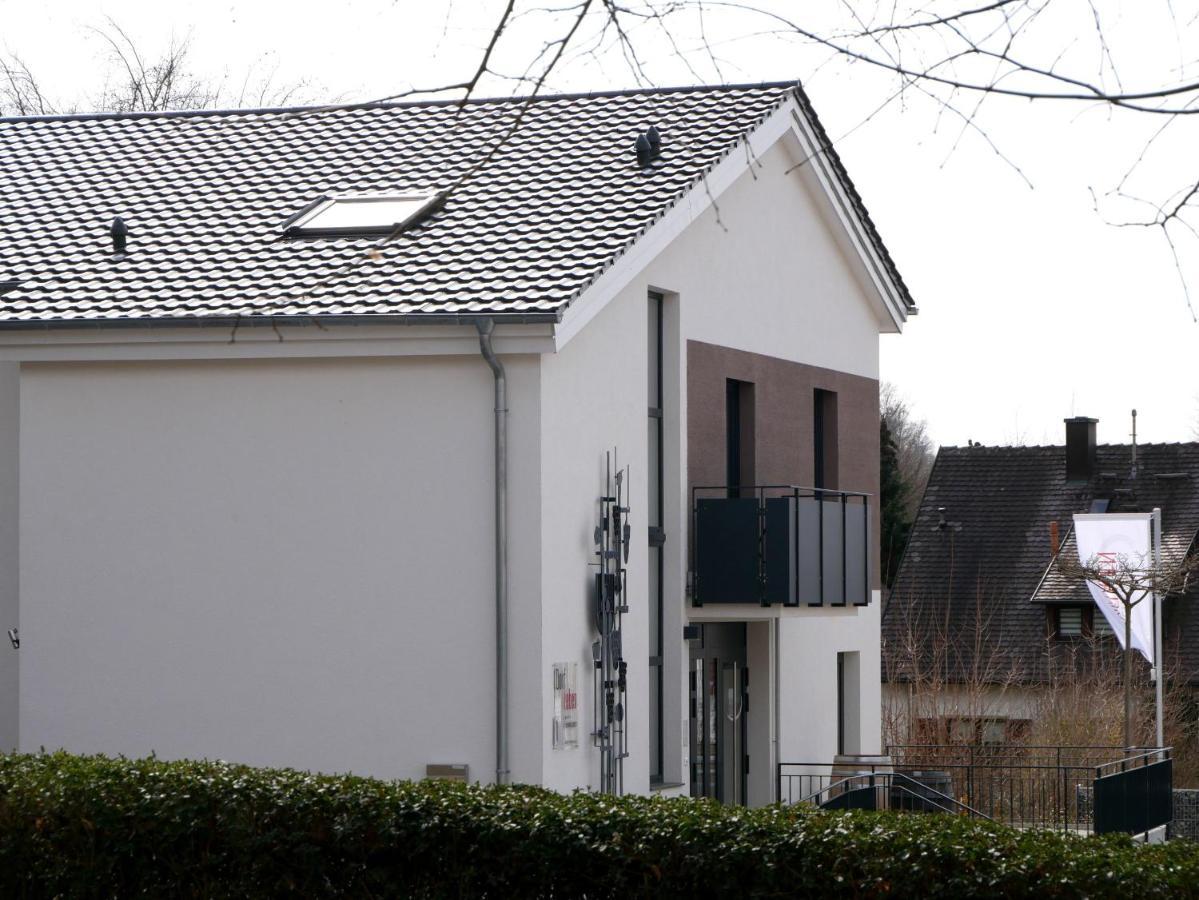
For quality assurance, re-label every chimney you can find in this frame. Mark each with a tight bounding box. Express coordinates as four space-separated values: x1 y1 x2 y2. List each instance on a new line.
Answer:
1064 417 1098 482
1049 520 1060 557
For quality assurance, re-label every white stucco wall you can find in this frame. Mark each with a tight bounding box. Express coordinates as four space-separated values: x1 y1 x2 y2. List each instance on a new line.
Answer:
776 603 883 764
538 280 649 794
623 140 882 380
17 355 542 784
552 134 887 800
0 363 17 751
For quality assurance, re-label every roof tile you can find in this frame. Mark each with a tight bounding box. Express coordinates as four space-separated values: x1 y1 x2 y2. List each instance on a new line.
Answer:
0 82 913 326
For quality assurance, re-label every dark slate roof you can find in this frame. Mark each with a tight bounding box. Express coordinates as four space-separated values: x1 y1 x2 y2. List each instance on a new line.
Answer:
0 81 914 328
883 441 1199 685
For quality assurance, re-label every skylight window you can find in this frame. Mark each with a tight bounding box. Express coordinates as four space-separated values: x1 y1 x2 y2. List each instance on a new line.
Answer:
285 192 441 237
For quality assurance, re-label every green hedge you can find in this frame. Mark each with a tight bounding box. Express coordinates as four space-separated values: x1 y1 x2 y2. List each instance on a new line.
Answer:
1 752 1198 898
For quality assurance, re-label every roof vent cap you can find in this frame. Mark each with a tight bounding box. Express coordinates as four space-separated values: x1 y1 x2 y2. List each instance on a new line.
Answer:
111 216 128 255
636 126 663 168
635 133 653 167
646 125 661 155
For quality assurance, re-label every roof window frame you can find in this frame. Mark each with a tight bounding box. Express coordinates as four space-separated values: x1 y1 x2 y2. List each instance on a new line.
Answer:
283 191 443 238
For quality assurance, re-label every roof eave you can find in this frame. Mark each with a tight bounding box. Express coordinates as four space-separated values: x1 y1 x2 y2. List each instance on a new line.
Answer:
0 309 563 333
782 96 913 332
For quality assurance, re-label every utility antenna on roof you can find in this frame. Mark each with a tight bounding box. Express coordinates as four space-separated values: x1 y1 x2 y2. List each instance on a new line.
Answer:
1131 409 1138 480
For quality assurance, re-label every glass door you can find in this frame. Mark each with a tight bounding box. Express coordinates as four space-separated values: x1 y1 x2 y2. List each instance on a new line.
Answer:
689 623 748 804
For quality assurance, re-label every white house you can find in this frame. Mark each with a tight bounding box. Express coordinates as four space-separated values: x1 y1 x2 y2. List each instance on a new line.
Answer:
0 81 914 805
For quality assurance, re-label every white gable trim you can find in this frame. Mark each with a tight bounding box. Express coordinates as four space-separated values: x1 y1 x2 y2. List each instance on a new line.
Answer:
553 94 909 350
783 108 909 333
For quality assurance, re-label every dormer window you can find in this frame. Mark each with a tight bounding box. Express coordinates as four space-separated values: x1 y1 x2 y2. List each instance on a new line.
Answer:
1057 606 1084 638
284 192 441 238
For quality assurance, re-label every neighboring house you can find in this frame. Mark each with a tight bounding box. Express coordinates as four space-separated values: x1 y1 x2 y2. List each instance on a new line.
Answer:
883 417 1199 743
0 81 913 805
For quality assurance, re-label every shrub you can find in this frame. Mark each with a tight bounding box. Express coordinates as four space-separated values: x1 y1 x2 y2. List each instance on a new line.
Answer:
0 751 1197 897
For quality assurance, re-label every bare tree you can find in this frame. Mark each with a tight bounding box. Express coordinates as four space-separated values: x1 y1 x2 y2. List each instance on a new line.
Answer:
1057 550 1198 749
18 3 1177 313
335 1 1199 319
0 55 58 116
0 21 313 117
90 24 215 113
883 581 1026 748
12 5 1199 310
880 382 935 521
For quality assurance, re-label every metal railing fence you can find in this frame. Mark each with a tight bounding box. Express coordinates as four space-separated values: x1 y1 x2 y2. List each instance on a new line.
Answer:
779 746 1173 836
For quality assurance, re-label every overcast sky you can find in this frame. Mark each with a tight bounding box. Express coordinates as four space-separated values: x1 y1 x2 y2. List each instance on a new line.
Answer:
3 0 1197 450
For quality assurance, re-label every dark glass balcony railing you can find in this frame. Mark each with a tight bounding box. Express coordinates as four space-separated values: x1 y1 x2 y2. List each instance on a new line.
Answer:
691 485 871 607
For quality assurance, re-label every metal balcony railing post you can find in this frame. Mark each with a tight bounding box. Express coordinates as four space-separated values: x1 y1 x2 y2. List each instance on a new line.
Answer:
1057 747 1062 831
862 496 870 605
967 744 974 812
815 491 824 607
840 493 847 607
758 486 768 607
793 488 800 607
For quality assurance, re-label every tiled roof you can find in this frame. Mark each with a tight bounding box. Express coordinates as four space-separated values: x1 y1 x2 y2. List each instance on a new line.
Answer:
883 441 1199 685
0 82 914 328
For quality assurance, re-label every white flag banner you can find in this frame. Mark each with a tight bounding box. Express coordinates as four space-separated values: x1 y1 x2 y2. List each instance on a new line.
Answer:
1072 513 1155 664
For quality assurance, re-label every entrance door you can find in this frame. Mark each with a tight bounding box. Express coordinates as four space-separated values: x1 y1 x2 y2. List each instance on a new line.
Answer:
689 623 748 804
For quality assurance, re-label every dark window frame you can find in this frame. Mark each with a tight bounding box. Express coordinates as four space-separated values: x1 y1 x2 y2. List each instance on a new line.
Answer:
726 379 755 498
1051 604 1111 641
648 292 665 784
813 388 838 490
726 380 741 496
836 651 846 756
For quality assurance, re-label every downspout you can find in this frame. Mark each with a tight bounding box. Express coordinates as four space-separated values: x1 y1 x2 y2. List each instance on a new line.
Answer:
476 319 509 785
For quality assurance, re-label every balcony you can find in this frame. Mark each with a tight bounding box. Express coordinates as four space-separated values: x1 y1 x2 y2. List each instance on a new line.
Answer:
690 485 871 607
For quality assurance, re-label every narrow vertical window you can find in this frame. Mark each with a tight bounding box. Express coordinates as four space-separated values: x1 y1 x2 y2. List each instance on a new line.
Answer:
726 379 755 497
726 380 741 496
647 292 665 784
814 389 838 490
837 651 861 756
836 651 845 756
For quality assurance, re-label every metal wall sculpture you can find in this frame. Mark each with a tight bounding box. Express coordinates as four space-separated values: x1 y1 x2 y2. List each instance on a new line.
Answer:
592 451 630 795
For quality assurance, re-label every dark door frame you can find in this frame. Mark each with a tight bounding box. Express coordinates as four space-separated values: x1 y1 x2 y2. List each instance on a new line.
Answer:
689 622 749 805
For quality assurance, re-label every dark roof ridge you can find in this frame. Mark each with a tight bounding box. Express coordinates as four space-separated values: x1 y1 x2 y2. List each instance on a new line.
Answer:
941 440 1199 452
940 443 1059 452
0 79 801 125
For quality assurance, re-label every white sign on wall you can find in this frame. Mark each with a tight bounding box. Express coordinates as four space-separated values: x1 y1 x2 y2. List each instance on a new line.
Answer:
1072 513 1155 664
552 662 579 750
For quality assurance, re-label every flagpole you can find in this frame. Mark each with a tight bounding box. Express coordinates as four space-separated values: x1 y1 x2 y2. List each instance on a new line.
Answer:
1153 507 1164 749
